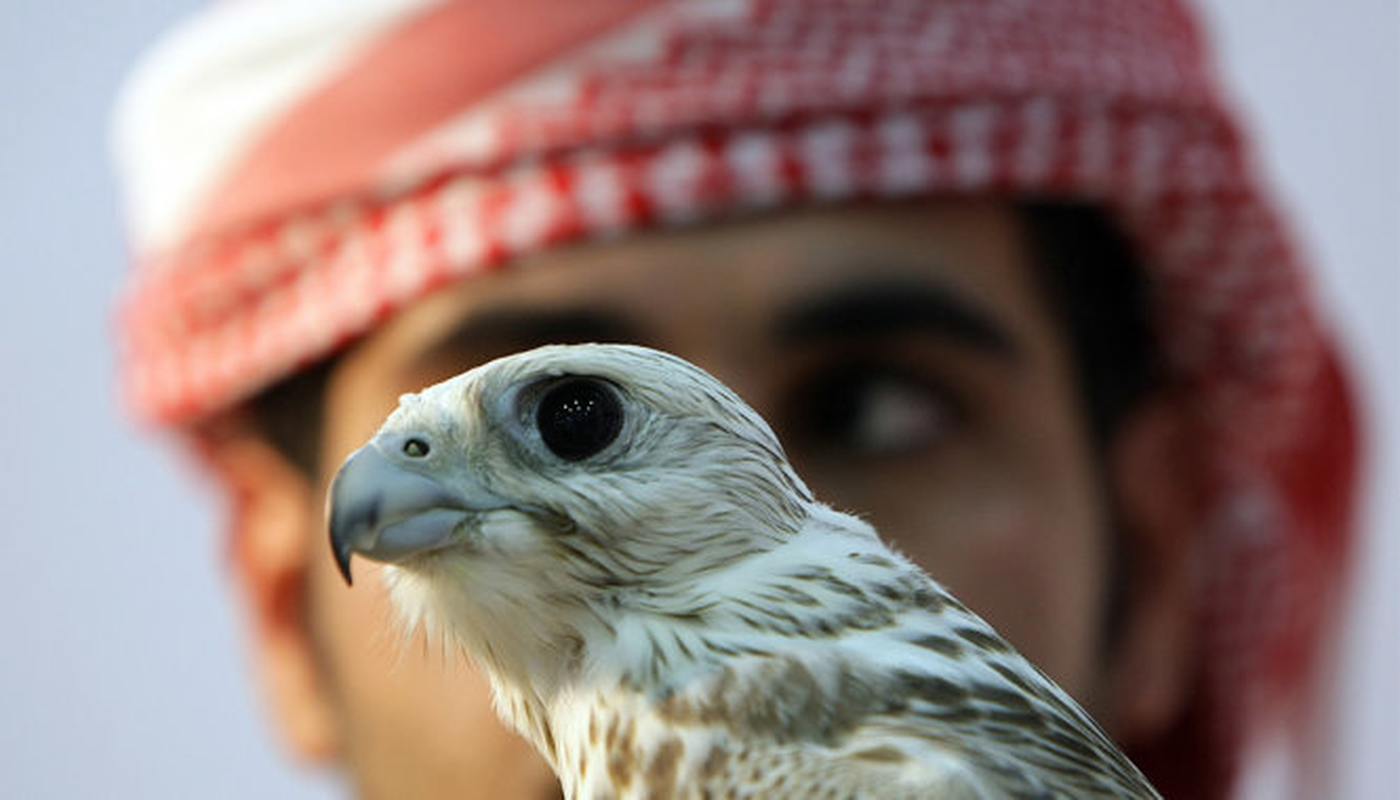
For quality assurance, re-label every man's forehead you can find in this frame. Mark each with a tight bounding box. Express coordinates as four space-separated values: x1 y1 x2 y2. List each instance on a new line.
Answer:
356 200 1043 375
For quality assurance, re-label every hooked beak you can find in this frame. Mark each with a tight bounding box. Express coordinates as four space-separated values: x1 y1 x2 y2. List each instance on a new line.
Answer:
327 442 506 585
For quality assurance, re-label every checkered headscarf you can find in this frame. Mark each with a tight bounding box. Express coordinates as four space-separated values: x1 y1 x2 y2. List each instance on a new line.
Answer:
113 1 1357 796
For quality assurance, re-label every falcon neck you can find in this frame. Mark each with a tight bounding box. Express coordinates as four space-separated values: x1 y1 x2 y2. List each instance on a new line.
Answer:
584 502 931 695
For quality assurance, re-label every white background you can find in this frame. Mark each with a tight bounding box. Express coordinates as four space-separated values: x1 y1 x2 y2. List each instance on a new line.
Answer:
0 1 1393 797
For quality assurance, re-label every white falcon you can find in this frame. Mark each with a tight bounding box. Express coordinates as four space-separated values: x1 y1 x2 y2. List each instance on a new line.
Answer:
328 344 1160 799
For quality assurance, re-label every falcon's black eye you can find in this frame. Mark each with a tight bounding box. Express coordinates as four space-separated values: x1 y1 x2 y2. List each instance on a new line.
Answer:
403 438 430 458
536 378 623 461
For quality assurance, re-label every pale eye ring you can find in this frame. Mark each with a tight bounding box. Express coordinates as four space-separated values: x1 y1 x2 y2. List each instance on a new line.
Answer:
403 438 431 458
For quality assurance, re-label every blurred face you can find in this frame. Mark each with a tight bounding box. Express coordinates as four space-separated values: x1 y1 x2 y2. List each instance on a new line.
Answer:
306 200 1113 799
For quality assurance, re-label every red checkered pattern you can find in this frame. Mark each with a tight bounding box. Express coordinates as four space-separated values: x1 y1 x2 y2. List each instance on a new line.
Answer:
114 1 1358 797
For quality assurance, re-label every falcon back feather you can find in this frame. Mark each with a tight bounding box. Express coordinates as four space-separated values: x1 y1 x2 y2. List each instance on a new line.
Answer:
328 343 1160 799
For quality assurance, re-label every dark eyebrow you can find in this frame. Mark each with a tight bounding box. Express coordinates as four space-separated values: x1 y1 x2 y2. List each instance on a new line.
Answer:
408 306 644 374
774 278 1019 358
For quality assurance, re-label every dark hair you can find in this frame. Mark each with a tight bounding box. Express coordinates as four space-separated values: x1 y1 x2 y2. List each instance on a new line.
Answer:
1018 201 1162 447
243 202 1161 478
1018 200 1164 650
242 354 339 478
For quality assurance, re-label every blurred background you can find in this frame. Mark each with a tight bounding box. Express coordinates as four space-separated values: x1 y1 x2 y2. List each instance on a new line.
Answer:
0 1 1393 797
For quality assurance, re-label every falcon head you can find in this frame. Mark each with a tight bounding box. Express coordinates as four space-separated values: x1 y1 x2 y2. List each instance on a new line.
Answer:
327 344 812 680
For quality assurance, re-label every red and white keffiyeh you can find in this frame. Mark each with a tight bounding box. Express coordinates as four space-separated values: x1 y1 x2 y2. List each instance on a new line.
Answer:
112 1 1357 797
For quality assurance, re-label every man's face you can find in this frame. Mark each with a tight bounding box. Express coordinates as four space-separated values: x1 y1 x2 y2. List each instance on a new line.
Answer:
305 200 1113 799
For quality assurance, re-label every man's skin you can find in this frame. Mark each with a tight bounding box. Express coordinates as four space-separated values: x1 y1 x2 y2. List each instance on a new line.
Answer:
213 200 1199 799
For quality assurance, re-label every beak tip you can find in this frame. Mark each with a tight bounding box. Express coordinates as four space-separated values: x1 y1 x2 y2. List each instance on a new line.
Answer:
327 450 368 588
332 537 355 586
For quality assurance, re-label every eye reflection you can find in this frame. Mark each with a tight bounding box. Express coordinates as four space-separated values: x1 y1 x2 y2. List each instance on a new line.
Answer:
782 362 956 458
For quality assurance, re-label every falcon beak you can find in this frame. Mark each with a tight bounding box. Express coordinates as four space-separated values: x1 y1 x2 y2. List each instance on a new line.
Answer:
327 441 505 585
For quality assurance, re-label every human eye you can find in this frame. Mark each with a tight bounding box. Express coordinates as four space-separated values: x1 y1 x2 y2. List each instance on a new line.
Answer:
778 360 959 459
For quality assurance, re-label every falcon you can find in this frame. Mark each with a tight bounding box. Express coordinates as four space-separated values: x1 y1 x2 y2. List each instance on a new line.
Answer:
328 343 1160 799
